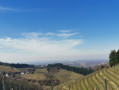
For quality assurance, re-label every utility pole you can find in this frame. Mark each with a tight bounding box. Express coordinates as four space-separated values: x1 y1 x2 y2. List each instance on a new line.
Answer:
105 78 107 90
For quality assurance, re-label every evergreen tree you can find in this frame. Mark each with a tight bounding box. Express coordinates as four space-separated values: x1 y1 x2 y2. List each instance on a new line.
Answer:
116 50 119 62
109 50 117 67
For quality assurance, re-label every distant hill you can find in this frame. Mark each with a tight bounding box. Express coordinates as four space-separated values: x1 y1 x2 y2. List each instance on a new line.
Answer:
61 64 119 90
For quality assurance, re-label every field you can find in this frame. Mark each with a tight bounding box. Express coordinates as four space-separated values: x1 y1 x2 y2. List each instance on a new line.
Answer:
61 65 119 90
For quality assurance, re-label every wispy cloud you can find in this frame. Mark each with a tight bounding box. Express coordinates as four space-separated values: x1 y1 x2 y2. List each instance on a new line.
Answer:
0 6 46 12
22 32 43 38
0 30 83 62
0 6 20 11
57 33 77 38
22 30 79 39
57 30 80 38
58 30 72 33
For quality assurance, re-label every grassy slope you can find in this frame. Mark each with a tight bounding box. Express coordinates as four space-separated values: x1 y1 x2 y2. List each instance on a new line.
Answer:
21 68 48 80
53 69 83 83
54 69 83 90
0 65 20 73
22 68 83 81
21 73 47 80
62 65 119 90
35 68 48 73
21 68 83 90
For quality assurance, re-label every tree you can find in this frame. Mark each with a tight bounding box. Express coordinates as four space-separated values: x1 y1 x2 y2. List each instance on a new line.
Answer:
109 50 117 67
116 50 119 62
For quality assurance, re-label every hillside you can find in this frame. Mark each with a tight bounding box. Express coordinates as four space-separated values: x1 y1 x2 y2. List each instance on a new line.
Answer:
22 68 83 82
61 65 119 90
53 69 83 83
21 68 83 89
0 65 20 73
0 65 41 90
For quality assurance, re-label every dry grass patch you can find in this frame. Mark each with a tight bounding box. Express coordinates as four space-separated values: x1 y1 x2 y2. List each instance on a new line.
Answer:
0 65 20 73
53 69 83 83
21 73 47 80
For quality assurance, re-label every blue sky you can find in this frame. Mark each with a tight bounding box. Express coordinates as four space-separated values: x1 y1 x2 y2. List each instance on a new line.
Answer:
0 0 119 63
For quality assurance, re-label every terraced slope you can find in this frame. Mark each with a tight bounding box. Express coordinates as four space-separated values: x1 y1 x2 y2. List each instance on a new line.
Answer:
61 65 119 90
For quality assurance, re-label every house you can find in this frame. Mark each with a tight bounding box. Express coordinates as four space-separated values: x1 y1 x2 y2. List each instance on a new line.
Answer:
21 72 25 74
21 71 29 75
5 73 9 77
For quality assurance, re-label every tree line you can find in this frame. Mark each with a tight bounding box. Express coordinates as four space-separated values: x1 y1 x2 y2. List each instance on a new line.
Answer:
47 63 94 75
109 50 119 67
0 62 35 68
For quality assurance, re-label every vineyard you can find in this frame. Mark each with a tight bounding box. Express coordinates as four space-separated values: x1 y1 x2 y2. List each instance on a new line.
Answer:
61 65 119 90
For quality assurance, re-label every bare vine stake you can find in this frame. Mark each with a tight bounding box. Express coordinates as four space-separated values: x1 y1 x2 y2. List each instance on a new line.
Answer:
96 86 98 90
105 78 107 90
69 85 70 90
51 76 54 90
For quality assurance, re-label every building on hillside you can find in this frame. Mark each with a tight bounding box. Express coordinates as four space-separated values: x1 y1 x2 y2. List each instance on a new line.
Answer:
21 71 29 75
5 73 9 77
